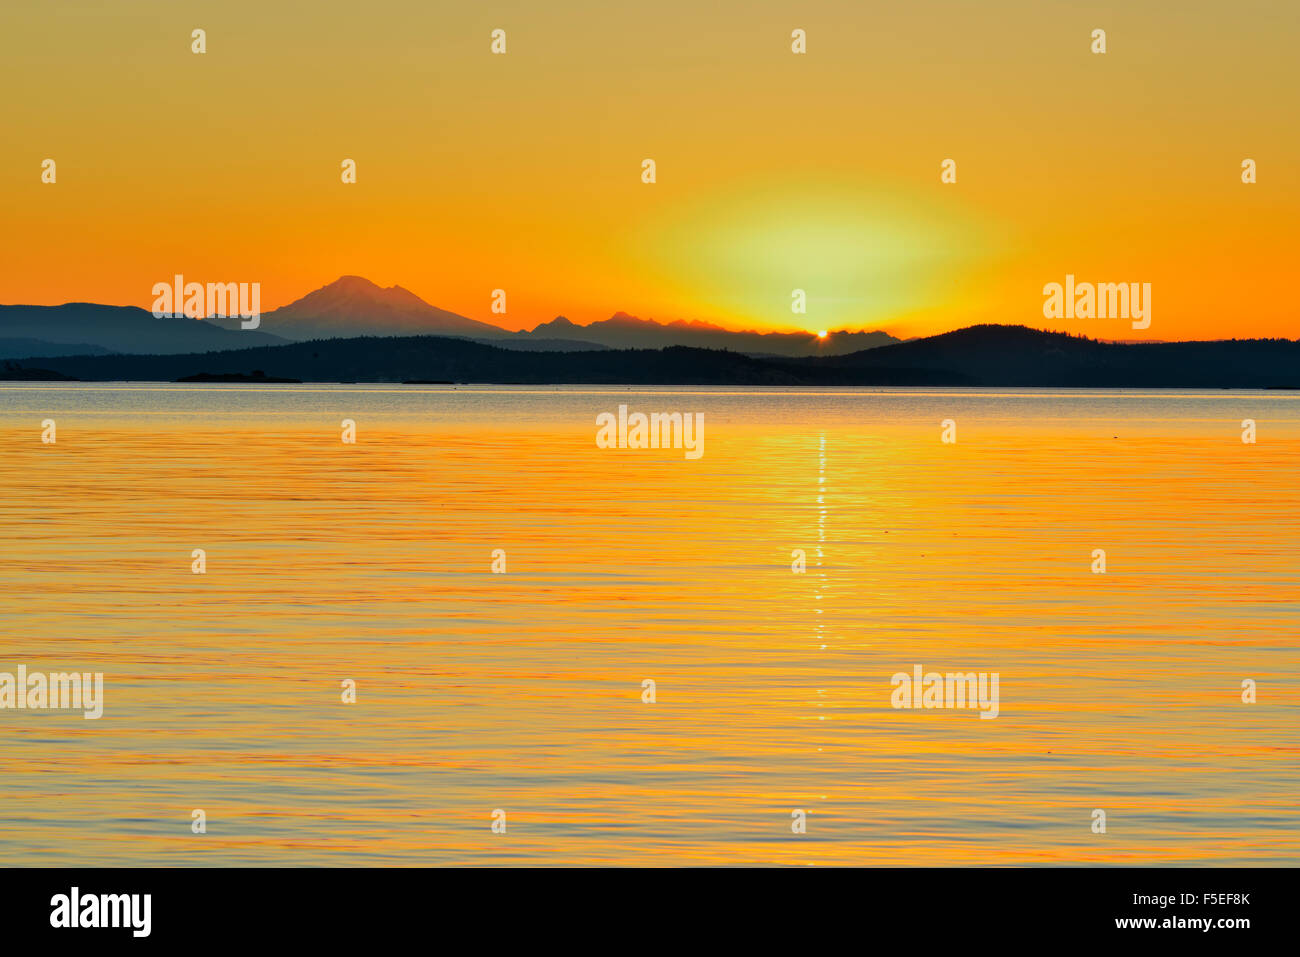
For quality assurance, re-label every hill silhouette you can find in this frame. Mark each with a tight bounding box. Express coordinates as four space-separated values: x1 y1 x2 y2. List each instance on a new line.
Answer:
808 325 1300 387
5 324 1298 387
6 336 820 385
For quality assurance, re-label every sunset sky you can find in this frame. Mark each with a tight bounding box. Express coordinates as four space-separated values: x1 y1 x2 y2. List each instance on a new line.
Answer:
2 0 1296 340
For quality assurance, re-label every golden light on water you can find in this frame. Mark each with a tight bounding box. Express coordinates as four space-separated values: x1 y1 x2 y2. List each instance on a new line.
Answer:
1 384 1297 865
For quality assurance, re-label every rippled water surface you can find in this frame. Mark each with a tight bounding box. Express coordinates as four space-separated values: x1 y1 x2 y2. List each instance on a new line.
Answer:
1 384 1296 865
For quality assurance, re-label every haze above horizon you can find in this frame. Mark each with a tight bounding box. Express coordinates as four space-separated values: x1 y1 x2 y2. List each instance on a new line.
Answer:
2 1 1296 340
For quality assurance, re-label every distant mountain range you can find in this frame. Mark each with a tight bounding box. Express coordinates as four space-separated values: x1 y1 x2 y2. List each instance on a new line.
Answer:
515 312 898 356
3 275 898 359
6 325 1299 388
0 304 286 358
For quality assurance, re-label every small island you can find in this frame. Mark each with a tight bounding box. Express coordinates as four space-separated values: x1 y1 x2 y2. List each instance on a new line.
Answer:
176 370 301 383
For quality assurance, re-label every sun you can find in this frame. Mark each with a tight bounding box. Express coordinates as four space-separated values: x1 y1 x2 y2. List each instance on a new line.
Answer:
817 330 828 339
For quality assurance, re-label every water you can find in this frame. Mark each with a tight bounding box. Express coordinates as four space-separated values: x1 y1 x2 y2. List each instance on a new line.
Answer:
1 384 1296 865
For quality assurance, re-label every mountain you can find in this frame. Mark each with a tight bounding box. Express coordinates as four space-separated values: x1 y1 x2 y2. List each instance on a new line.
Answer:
514 312 899 356
219 275 508 341
0 304 286 355
7 325 1299 387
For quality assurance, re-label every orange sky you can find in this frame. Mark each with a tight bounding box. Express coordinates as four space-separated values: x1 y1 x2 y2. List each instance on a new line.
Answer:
2 0 1297 340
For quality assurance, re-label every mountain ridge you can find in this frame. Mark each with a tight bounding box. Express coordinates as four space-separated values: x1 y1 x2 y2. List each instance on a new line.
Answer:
3 275 900 358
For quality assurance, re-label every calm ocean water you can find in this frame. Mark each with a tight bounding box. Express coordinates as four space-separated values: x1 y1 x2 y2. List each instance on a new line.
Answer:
1 384 1296 865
